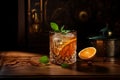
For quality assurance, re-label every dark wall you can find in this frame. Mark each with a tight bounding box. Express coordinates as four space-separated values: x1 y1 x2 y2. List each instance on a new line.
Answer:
2 0 119 52
46 0 120 34
45 0 120 51
0 1 18 50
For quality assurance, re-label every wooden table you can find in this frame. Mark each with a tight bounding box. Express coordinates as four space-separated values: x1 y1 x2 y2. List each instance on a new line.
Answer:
0 51 120 79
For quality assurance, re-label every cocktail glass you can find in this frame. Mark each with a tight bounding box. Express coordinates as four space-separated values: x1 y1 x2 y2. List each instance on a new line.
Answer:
49 31 77 65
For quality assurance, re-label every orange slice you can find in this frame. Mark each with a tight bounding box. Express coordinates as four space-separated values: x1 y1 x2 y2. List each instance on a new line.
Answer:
78 47 96 60
59 38 77 58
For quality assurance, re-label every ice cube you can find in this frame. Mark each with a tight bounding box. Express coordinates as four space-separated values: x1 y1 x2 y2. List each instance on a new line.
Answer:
52 33 63 47
62 33 75 42
53 37 63 45
65 33 75 38
53 33 62 38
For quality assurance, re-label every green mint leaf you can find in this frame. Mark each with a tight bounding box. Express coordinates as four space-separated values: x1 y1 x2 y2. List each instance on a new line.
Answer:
61 63 69 68
65 30 70 33
61 30 66 33
50 22 59 32
39 56 49 64
50 22 71 34
61 30 71 34
60 25 65 32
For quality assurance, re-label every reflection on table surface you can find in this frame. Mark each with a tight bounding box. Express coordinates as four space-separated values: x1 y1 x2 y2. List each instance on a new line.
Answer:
0 51 120 78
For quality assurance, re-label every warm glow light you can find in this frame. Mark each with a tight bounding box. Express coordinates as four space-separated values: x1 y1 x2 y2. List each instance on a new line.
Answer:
108 31 112 36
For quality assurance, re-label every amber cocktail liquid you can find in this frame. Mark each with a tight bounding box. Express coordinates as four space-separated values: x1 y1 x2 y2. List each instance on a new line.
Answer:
49 31 77 64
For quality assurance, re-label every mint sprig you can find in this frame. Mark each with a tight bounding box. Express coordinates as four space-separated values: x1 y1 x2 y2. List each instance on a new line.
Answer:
39 56 49 64
50 22 59 32
61 63 69 68
50 22 70 34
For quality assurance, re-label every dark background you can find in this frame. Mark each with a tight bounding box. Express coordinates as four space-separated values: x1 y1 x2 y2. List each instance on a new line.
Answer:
0 0 18 51
45 0 120 53
0 0 120 53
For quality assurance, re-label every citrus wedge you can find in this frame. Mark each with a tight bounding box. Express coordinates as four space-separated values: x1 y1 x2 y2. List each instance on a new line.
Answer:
59 38 77 58
78 47 96 60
